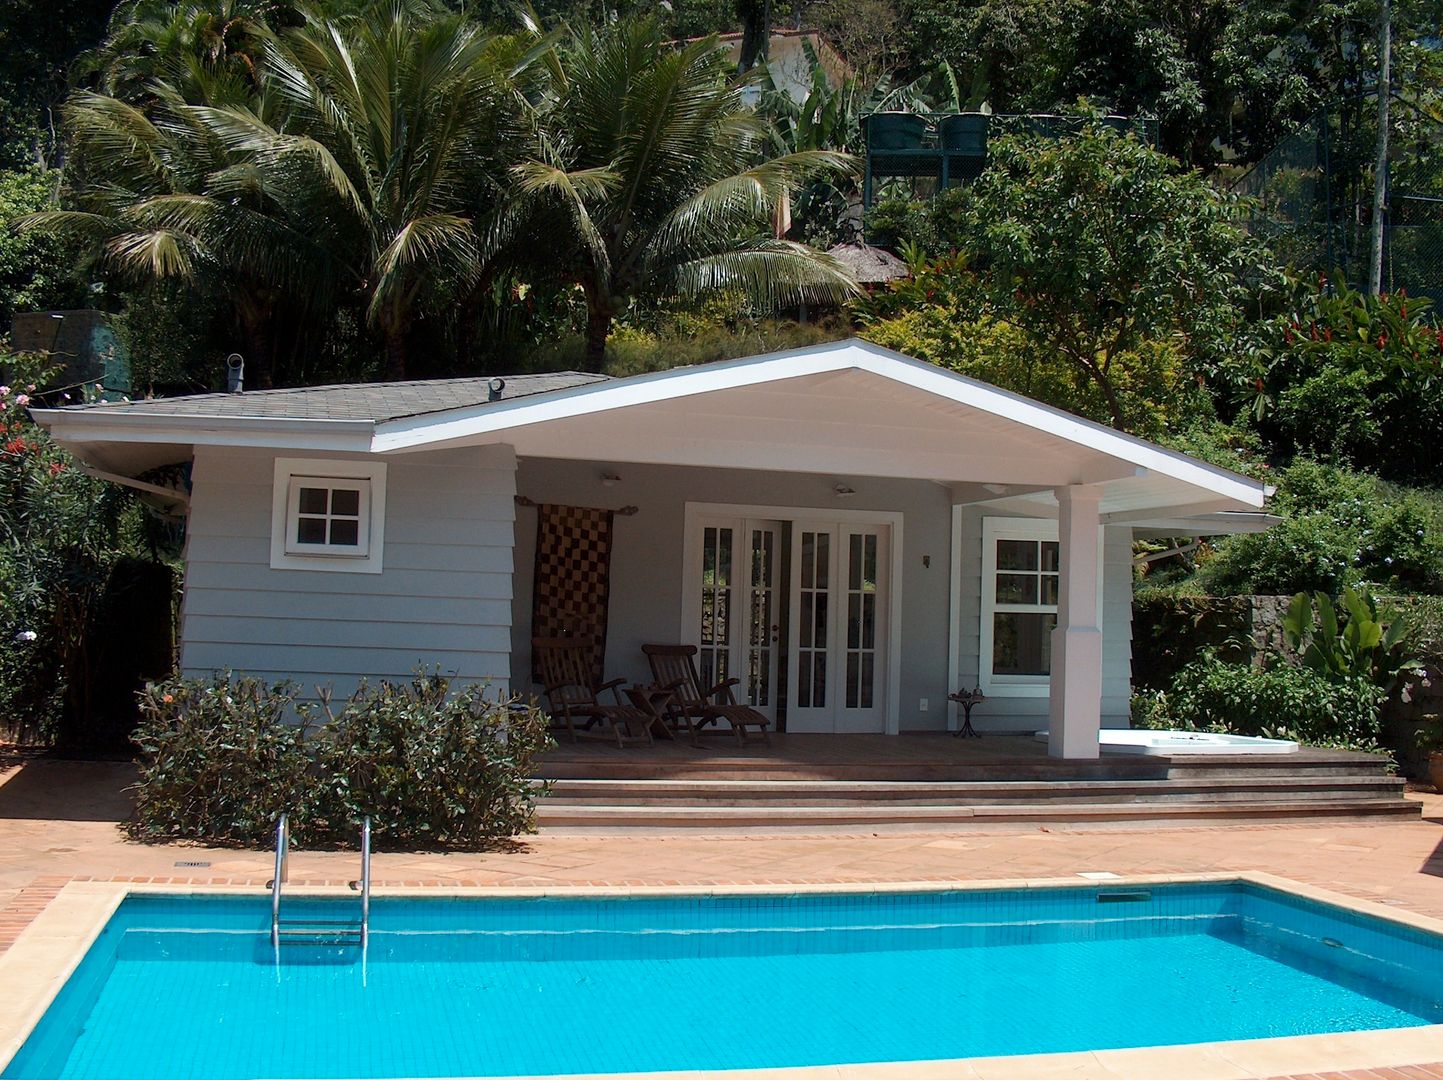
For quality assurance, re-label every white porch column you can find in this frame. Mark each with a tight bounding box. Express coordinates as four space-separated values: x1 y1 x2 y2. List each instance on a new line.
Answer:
1048 484 1103 759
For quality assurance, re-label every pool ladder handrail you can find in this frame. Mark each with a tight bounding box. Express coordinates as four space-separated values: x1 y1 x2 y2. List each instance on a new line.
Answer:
268 813 371 949
269 813 289 948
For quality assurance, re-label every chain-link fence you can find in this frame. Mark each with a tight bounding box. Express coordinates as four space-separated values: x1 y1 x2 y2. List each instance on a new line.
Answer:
1232 97 1443 304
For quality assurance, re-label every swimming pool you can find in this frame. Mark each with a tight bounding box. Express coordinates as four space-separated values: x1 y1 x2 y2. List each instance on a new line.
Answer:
5 880 1443 1079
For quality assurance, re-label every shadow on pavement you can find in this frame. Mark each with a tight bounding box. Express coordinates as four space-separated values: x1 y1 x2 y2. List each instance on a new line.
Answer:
0 757 136 822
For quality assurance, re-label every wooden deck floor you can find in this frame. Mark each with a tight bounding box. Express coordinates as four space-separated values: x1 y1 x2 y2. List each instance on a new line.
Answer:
537 731 1371 782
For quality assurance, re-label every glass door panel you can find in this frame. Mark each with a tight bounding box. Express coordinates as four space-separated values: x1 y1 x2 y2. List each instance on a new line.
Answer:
744 525 779 712
698 525 733 691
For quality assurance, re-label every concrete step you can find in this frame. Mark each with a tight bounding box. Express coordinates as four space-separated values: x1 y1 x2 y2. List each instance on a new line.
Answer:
540 775 1406 807
535 797 1422 829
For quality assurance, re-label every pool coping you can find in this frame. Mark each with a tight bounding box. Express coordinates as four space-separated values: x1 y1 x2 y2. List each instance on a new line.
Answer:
1 871 1441 1079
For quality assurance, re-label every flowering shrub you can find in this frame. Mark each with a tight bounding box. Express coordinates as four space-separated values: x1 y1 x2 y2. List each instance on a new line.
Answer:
1250 280 1443 485
131 671 553 848
0 351 136 743
0 348 177 748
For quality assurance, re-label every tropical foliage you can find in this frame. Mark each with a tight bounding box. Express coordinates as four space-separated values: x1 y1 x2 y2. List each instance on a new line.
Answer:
0 351 175 748
499 18 857 369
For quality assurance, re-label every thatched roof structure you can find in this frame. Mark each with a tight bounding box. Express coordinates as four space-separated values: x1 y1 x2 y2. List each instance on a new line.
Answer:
826 242 910 285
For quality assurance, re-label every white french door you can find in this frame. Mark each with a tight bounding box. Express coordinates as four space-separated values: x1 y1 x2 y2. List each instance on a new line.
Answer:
787 523 890 733
696 518 782 723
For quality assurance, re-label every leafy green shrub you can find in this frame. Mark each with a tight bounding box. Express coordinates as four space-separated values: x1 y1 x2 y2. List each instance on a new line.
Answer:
1256 281 1443 486
0 350 171 747
306 674 552 848
130 671 554 849
1161 654 1387 751
131 675 310 844
1200 460 1443 596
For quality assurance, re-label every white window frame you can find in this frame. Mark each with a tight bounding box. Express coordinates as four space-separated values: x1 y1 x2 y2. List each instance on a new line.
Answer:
270 458 387 574
977 517 1103 698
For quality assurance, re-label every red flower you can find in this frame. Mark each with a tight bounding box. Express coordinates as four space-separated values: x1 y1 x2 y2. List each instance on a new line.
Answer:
48 462 64 477
4 437 28 455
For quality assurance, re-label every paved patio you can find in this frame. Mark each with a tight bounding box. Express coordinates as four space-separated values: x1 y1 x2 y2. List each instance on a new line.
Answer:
4 750 1443 1078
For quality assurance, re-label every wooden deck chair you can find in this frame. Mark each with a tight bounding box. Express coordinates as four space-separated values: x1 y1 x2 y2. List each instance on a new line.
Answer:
532 636 653 748
641 644 771 747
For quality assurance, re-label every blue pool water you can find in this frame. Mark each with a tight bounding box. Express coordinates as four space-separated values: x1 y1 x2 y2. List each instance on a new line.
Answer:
5 882 1443 1079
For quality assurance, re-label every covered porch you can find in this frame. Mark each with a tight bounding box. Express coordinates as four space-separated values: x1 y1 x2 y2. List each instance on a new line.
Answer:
477 341 1272 757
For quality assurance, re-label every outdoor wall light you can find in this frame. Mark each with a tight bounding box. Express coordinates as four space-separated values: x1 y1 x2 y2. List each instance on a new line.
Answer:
601 472 621 487
833 483 857 498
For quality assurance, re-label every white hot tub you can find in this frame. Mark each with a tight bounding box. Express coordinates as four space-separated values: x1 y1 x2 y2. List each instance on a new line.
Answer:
1032 729 1300 756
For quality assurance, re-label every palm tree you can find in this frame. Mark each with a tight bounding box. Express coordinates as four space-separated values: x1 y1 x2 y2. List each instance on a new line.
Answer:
19 80 328 389
498 17 859 371
76 0 293 106
210 3 546 379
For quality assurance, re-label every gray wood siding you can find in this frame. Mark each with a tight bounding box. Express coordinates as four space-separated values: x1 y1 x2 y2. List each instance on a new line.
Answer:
179 444 517 699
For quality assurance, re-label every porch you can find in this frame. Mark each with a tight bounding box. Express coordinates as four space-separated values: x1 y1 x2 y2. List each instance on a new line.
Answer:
534 732 1414 828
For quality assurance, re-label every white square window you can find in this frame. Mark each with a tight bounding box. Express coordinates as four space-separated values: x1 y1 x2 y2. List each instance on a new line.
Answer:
977 518 1102 697
286 478 369 555
271 459 386 573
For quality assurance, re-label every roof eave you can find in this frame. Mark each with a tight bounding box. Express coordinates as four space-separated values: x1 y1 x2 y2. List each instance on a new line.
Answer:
34 408 376 461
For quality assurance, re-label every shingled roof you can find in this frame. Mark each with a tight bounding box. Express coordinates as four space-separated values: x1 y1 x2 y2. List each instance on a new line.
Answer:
58 371 609 423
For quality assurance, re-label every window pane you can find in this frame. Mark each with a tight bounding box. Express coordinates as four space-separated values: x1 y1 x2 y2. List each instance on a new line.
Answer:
798 654 812 708
859 654 874 708
1041 541 1060 572
811 653 826 708
996 573 1038 605
997 539 1038 571
801 533 815 590
846 652 859 709
863 534 877 591
1041 574 1060 606
717 529 733 588
848 593 860 649
296 517 327 545
715 589 730 646
993 612 1056 675
815 533 830 589
799 594 813 648
862 593 875 649
328 519 360 546
298 487 328 515
330 487 360 517
848 534 861 591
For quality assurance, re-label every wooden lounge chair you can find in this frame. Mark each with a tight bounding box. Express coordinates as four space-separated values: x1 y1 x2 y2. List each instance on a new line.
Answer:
532 636 653 748
641 644 771 747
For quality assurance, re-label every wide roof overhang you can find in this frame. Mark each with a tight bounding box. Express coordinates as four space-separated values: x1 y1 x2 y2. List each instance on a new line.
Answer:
34 339 1272 529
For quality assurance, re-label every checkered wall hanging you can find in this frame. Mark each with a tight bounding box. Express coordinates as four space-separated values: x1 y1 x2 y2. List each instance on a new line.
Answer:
529 502 615 686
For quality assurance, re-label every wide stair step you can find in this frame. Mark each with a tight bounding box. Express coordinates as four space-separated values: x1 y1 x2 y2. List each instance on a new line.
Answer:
535 761 1416 827
542 775 1400 806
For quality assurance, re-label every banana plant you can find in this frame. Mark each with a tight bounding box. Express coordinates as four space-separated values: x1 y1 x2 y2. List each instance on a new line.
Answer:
1282 587 1422 692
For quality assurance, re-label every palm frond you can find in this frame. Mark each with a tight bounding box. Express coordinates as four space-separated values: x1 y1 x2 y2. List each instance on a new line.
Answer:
666 241 860 310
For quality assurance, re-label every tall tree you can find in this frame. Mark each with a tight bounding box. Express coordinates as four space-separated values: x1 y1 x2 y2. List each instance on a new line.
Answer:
212 3 544 379
948 127 1271 429
500 17 857 370
20 81 330 389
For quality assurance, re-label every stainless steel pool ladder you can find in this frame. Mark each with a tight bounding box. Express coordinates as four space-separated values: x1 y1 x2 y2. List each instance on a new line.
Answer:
269 814 371 949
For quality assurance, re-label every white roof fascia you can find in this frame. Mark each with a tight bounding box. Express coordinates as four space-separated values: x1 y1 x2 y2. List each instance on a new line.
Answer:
1130 511 1282 535
34 409 376 454
370 339 1267 509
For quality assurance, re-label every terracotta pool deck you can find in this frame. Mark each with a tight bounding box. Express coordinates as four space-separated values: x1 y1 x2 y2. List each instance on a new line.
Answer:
4 749 1443 1078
